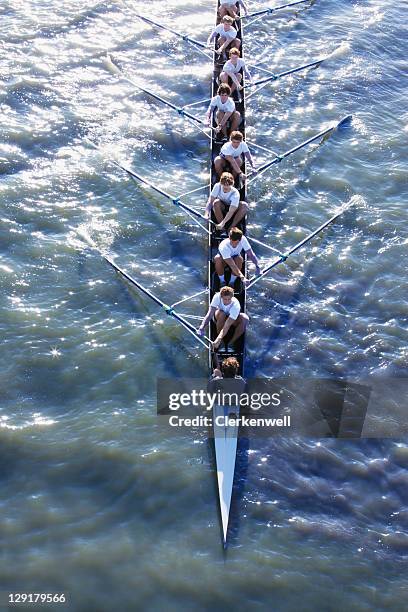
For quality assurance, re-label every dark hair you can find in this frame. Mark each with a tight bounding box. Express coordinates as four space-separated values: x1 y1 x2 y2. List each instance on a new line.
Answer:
220 286 234 298
221 357 239 378
230 130 243 142
218 84 231 96
229 227 243 241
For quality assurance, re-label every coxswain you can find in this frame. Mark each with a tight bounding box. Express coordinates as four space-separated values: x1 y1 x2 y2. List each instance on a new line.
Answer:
205 171 248 231
197 286 249 351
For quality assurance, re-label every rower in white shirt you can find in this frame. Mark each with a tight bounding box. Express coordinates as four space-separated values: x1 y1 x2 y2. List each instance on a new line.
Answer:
206 84 241 138
219 0 249 20
197 285 249 351
214 130 256 182
220 47 252 94
205 171 248 230
207 16 240 56
215 226 260 287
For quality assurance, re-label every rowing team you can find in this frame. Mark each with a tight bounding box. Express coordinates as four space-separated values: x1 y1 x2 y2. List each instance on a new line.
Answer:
197 226 259 351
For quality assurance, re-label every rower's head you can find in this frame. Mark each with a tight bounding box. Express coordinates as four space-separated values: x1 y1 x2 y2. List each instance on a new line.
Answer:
217 83 231 103
221 357 239 378
222 16 234 30
229 47 240 64
230 130 243 149
229 227 243 248
220 172 234 188
220 285 234 306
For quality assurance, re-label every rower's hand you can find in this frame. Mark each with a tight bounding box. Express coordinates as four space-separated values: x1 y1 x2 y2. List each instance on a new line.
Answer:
251 167 258 175
197 328 204 337
242 277 250 286
215 125 222 133
216 222 225 230
238 173 247 183
212 339 221 350
238 84 244 91
204 211 210 220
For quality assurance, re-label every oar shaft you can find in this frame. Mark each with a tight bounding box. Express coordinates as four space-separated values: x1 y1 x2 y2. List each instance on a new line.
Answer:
108 56 204 125
86 139 210 226
245 0 310 18
253 121 340 178
104 255 166 309
103 254 209 348
250 58 324 88
247 207 348 289
285 210 344 258
135 12 208 50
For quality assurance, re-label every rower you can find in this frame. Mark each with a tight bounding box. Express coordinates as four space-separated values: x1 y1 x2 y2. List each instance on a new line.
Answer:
207 16 241 57
214 130 256 182
205 171 248 231
220 47 252 94
206 84 241 139
215 226 260 287
197 286 249 352
219 0 249 21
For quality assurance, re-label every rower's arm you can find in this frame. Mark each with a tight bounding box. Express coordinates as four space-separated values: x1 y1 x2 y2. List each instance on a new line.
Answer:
214 317 235 344
224 256 245 279
205 196 216 217
225 154 242 175
218 204 238 228
245 248 260 268
199 306 216 332
206 103 215 124
219 111 232 128
244 151 256 169
207 30 216 46
225 70 241 89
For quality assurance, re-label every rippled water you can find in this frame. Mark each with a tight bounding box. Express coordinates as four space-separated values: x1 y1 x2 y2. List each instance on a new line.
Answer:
1 0 407 610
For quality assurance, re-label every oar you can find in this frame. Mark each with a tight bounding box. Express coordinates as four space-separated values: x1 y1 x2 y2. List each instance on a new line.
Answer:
248 115 352 184
246 56 326 90
84 139 209 234
79 231 211 349
183 57 327 108
85 139 276 253
133 12 208 51
105 55 205 126
246 202 352 290
244 0 313 19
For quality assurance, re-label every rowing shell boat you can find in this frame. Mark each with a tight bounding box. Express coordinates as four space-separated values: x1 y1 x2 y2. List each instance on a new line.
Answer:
209 1 247 547
83 0 354 548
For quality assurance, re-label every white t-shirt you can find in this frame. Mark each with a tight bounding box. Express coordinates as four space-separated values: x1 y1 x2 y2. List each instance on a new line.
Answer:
209 95 235 113
220 0 245 5
220 140 250 158
219 236 251 259
214 24 238 40
210 182 240 207
222 58 246 75
211 292 241 320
